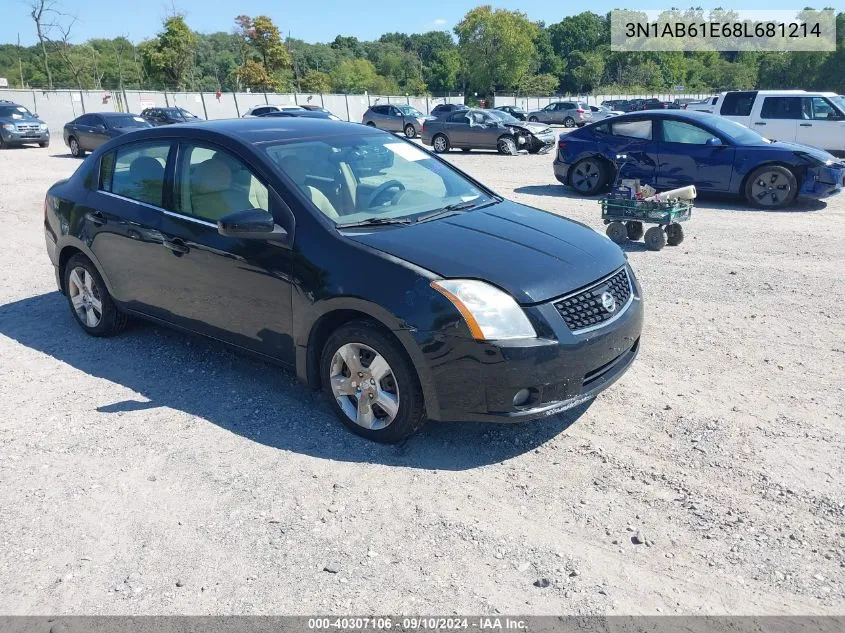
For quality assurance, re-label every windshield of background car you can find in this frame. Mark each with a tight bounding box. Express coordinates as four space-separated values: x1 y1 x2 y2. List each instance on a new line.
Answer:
397 105 424 117
485 110 519 124
704 116 771 145
829 95 845 115
167 108 198 119
261 134 493 226
0 105 34 119
107 115 151 129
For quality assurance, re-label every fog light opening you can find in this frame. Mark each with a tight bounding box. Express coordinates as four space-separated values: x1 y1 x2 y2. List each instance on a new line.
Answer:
513 388 531 407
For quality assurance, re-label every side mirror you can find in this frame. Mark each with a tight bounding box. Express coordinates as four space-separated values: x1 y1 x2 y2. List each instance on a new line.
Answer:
706 137 723 146
218 209 288 242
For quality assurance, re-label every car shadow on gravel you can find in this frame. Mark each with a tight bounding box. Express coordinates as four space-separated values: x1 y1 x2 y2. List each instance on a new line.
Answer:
0 292 586 470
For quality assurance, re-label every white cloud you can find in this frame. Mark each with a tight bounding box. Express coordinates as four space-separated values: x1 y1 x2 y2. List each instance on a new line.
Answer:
433 18 447 26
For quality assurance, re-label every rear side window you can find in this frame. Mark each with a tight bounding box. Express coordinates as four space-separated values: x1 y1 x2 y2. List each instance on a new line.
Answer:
760 97 802 120
100 141 171 208
611 120 652 140
720 91 756 116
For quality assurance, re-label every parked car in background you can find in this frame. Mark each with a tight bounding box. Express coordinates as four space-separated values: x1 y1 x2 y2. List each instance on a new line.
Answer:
243 104 305 118
0 100 50 149
709 90 845 155
493 105 528 120
362 103 428 138
527 101 591 127
43 117 642 442
672 98 700 109
685 95 721 113
299 104 339 117
422 108 556 155
601 99 631 112
140 107 201 126
554 110 844 208
63 112 152 157
430 103 468 118
639 98 667 111
589 105 623 121
258 109 339 121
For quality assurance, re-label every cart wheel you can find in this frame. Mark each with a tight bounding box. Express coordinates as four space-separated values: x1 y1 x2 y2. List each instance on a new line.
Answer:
644 226 666 251
606 222 628 244
625 221 644 241
666 223 684 246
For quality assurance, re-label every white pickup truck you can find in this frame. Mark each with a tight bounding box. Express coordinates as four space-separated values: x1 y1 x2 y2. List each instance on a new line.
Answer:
684 95 721 113
705 90 845 155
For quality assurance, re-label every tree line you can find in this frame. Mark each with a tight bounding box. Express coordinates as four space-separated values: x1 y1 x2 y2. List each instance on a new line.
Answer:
1 5 843 97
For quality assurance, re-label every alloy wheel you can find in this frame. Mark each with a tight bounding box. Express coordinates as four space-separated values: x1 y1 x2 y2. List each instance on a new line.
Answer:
67 266 103 328
433 136 448 152
751 170 791 207
329 342 400 431
70 138 80 156
572 160 601 193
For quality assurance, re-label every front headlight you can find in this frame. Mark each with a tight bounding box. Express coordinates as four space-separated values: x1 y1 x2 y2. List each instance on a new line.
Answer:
431 279 536 340
39 123 48 130
1 123 14 132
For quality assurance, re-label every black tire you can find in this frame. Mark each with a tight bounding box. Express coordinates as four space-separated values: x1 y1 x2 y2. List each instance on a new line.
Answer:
63 253 127 336
497 135 517 156
606 222 627 244
644 227 666 251
0 136 7 150
666 223 684 246
365 121 376 127
569 158 607 195
69 137 85 158
744 165 798 209
626 221 644 241
564 117 575 128
39 140 50 148
320 321 427 443
461 148 471 153
432 134 450 154
403 124 416 138
528 116 539 123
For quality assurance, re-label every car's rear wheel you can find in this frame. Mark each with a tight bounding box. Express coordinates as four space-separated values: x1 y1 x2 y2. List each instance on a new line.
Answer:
63 254 127 336
365 121 376 127
69 137 85 158
745 165 797 209
606 222 627 244
529 116 539 122
432 134 450 153
497 135 517 155
564 117 576 128
570 158 607 195
321 321 426 443
626 221 644 240
404 124 416 138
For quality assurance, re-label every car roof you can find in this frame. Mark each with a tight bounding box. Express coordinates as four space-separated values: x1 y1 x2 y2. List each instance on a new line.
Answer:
88 111 140 118
110 117 376 145
602 110 719 122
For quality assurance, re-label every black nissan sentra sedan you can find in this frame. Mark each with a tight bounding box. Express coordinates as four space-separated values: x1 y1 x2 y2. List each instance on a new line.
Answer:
43 118 643 442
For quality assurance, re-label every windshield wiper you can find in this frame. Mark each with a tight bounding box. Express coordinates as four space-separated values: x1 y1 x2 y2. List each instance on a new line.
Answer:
336 216 413 228
414 197 501 223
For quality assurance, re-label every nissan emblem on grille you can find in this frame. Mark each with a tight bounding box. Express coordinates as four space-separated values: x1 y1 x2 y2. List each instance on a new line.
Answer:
554 267 632 332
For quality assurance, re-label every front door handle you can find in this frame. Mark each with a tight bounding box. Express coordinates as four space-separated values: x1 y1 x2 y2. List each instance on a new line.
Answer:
754 122 766 126
163 238 189 255
799 123 812 127
85 210 106 226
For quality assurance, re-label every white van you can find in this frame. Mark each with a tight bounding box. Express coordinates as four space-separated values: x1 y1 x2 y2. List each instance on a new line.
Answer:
713 90 845 154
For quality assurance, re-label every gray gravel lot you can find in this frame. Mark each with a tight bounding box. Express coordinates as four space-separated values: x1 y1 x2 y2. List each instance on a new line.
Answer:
0 143 843 615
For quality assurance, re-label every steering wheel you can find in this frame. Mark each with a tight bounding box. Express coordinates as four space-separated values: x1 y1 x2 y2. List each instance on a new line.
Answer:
368 180 406 208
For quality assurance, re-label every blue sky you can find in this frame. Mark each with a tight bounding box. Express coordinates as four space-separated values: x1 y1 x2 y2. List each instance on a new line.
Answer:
3 0 831 45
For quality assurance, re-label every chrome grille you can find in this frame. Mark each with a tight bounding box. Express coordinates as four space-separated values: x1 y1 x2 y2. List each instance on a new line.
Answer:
554 267 632 333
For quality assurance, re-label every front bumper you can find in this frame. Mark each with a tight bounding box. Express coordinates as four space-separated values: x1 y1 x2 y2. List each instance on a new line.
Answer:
1 128 49 144
421 267 644 423
801 165 845 199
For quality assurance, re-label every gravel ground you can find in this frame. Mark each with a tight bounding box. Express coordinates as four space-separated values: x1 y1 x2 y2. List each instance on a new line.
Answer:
0 143 843 615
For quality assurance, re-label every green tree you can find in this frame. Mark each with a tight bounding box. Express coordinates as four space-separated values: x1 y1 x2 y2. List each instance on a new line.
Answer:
139 15 197 89
233 15 291 91
330 58 379 93
454 6 538 97
427 48 461 93
301 69 331 92
518 73 559 96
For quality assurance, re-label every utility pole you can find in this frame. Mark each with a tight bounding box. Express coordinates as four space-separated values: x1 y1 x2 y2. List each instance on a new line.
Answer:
17 33 25 88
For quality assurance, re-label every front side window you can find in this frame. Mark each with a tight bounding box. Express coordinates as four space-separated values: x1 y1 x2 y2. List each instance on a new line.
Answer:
661 120 716 144
612 120 652 140
397 104 423 117
100 141 171 207
760 97 802 120
804 97 839 120
262 134 492 226
177 144 269 222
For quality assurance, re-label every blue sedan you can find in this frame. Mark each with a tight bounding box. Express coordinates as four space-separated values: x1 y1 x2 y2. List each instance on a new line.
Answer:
553 110 845 209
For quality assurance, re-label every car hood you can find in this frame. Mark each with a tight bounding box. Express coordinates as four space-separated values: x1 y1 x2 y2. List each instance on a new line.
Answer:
507 122 552 135
345 200 625 304
2 115 43 125
765 140 840 163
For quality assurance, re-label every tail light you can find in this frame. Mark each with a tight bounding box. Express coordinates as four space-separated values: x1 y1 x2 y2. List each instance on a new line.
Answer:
44 196 49 222
558 140 567 149
576 109 585 114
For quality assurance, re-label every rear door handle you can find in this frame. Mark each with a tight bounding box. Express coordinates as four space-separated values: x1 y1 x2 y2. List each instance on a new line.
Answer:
85 210 106 226
163 238 189 255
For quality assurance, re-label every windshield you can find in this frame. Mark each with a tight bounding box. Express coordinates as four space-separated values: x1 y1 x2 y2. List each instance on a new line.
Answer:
485 109 519 124
705 116 771 145
107 115 150 129
830 95 845 115
397 104 424 117
164 108 198 120
0 105 34 119
262 133 494 226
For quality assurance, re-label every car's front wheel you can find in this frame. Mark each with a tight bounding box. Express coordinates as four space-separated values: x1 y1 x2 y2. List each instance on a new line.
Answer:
321 321 426 443
39 140 50 148
745 165 798 209
528 116 539 123
569 158 607 195
63 253 127 336
432 134 450 153
497 135 517 155
69 137 85 158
